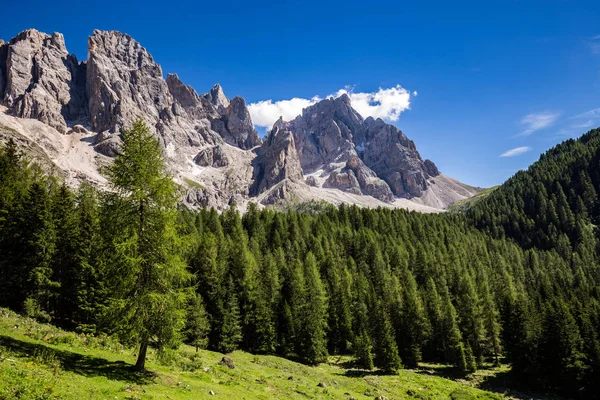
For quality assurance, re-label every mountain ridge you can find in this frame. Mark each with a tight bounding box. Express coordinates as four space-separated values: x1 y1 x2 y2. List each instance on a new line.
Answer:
0 28 481 211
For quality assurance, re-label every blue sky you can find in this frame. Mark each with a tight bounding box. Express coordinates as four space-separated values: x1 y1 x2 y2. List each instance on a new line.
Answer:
2 0 600 187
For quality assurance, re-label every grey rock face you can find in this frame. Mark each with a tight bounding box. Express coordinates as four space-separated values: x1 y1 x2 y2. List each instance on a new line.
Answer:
203 83 230 111
345 155 394 202
361 117 438 197
93 131 121 157
252 125 303 196
2 29 86 133
193 145 230 167
86 30 225 152
210 96 261 150
305 175 318 187
323 170 361 195
287 94 361 173
0 28 456 210
260 181 293 206
0 39 7 100
86 29 170 134
166 73 219 120
286 95 438 199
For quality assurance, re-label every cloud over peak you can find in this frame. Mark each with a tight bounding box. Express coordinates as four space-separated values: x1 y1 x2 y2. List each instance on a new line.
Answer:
500 146 532 157
248 85 412 128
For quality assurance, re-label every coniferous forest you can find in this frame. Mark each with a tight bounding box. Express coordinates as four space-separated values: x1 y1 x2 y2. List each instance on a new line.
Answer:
1 122 600 398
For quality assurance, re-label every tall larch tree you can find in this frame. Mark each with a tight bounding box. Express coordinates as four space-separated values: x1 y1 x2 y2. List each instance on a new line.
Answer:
104 120 191 371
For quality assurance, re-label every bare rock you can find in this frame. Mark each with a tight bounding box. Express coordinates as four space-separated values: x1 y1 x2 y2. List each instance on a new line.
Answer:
361 117 438 197
260 181 293 205
287 95 360 173
285 95 438 199
345 155 394 202
252 125 303 195
323 170 361 195
211 96 261 150
2 29 86 133
86 29 171 134
0 39 7 100
166 73 219 120
305 175 318 187
218 356 235 369
203 83 230 111
193 146 230 167
70 124 88 134
94 134 121 157
86 30 222 153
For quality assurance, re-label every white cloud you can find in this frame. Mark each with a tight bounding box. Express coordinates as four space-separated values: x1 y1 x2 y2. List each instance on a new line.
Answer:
517 112 559 136
500 146 532 157
248 85 412 128
572 107 600 120
247 97 320 128
569 108 600 130
571 120 594 129
412 90 418 96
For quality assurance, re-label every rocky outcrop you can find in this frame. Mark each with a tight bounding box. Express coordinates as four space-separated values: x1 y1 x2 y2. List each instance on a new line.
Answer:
193 145 230 167
286 95 439 199
345 155 394 202
210 96 261 150
287 94 360 173
86 29 171 134
361 117 438 197
252 125 303 196
1 29 86 133
323 170 361 195
166 73 219 120
203 83 229 111
86 30 227 152
0 39 8 100
0 27 477 212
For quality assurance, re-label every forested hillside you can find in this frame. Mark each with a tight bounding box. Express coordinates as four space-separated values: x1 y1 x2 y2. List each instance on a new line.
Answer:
0 124 599 399
468 128 600 253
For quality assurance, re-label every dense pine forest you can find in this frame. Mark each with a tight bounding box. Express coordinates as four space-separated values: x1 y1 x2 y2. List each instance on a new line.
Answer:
1 123 599 399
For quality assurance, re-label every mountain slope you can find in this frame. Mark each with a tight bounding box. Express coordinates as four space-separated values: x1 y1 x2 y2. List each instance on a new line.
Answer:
467 128 600 251
0 28 480 211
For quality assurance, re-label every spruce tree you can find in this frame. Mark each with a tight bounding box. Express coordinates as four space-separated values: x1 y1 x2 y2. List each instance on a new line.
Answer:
353 330 374 370
186 293 210 352
373 301 402 372
297 252 328 365
218 276 242 353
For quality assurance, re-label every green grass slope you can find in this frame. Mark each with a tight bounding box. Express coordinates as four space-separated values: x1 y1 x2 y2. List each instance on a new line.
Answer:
0 309 507 400
447 187 499 214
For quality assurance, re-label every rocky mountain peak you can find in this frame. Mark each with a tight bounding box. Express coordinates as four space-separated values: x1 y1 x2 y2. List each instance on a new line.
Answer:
0 28 86 133
251 124 303 199
209 95 261 150
86 29 170 134
0 27 479 212
284 94 440 198
203 83 230 110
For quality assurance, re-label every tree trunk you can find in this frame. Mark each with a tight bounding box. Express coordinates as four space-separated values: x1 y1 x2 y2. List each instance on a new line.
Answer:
135 339 148 371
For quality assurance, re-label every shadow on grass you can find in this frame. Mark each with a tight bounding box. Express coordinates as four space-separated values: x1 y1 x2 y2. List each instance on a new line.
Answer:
415 364 552 400
414 364 467 380
0 334 152 384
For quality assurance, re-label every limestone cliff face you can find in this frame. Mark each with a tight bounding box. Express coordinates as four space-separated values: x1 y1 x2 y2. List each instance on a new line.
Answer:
0 28 477 211
1 29 86 133
285 94 439 199
0 40 8 102
251 124 303 197
210 96 262 150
